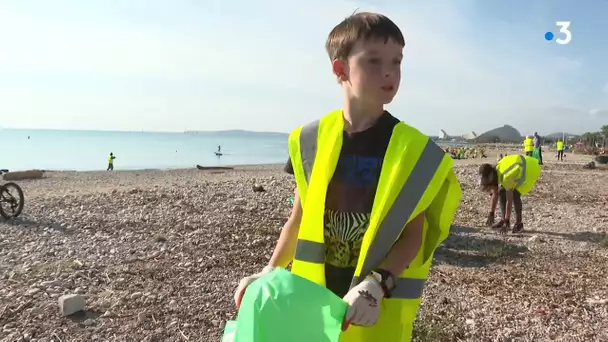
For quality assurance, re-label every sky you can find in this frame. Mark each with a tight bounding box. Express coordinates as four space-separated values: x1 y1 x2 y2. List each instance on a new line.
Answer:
1 0 607 136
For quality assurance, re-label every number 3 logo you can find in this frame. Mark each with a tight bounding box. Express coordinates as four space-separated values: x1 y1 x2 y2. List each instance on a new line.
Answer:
555 21 572 45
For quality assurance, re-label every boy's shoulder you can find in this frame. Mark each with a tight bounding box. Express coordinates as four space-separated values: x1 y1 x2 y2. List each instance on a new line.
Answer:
393 118 447 157
390 115 433 141
291 110 432 142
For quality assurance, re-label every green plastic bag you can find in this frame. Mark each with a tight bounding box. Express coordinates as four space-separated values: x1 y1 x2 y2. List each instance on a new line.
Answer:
222 321 237 342
532 148 541 162
222 268 347 342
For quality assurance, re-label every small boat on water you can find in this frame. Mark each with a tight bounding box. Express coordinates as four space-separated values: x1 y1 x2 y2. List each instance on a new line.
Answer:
196 164 233 170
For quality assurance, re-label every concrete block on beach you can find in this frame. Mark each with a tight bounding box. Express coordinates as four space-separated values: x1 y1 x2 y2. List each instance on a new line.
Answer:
58 294 85 316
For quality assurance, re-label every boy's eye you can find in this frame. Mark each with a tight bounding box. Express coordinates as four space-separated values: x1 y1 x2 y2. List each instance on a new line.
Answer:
393 59 402 65
368 58 381 64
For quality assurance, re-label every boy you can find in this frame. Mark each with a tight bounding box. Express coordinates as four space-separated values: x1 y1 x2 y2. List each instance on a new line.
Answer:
478 154 541 234
234 12 461 341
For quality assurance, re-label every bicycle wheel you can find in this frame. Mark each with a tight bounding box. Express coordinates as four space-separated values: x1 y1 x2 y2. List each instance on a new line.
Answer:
0 182 25 219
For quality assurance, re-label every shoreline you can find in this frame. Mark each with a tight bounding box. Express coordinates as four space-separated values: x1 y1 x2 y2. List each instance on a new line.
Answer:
4 163 286 174
6 154 597 176
3 142 594 174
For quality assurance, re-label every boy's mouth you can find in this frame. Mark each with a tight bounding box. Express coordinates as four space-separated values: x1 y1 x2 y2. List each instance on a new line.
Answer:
381 85 394 92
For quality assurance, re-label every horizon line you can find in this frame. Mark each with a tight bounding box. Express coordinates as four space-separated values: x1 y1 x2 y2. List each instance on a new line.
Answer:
0 127 291 135
0 126 591 137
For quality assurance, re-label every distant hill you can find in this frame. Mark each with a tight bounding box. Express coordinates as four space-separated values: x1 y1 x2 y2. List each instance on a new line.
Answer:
475 125 522 143
184 129 288 137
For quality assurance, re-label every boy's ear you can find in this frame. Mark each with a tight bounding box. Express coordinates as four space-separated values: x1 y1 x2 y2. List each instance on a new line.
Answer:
332 59 348 82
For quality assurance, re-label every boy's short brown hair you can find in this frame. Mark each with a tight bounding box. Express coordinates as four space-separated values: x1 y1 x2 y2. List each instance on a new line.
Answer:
326 12 405 61
479 163 498 187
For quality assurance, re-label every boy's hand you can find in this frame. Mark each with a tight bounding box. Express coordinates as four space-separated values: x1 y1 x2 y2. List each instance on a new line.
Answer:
492 219 510 234
233 266 275 308
500 219 510 234
342 275 384 329
486 212 495 226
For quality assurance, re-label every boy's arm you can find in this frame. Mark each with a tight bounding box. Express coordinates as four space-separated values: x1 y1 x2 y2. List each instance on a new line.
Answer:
490 187 499 214
382 211 424 276
267 190 302 268
504 190 513 221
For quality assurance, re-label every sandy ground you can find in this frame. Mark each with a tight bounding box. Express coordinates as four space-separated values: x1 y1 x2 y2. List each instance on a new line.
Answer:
1 156 607 341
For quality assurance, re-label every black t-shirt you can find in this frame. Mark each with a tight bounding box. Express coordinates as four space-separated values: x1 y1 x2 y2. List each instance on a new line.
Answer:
285 111 399 297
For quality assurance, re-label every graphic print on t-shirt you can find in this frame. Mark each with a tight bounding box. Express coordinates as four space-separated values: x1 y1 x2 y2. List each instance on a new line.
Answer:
324 153 382 268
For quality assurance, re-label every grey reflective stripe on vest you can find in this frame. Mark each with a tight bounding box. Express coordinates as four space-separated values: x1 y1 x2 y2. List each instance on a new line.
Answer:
393 277 426 299
499 155 527 187
292 121 322 265
299 121 320 184
516 155 527 187
295 240 427 298
294 239 325 263
350 139 445 298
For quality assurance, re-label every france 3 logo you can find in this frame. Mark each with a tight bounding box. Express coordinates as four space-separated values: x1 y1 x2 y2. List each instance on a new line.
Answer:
544 22 571 45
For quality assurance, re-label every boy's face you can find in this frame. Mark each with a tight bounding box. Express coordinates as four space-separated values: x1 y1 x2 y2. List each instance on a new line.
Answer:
334 38 403 105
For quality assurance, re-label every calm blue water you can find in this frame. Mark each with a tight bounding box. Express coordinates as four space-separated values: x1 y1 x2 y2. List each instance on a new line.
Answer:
0 129 289 171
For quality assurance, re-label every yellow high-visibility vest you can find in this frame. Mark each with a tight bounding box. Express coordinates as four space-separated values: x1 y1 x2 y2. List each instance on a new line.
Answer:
287 110 462 341
108 155 113 163
496 155 541 195
556 141 564 151
524 138 534 152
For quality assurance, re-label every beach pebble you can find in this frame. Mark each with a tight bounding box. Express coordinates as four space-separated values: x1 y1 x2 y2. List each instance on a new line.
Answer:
130 292 143 300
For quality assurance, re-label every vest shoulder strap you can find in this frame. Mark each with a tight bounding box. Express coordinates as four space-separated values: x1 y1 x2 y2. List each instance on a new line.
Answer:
287 110 342 205
356 122 455 280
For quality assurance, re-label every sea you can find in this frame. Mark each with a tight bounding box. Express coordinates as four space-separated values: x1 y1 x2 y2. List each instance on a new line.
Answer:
0 129 290 172
0 128 463 172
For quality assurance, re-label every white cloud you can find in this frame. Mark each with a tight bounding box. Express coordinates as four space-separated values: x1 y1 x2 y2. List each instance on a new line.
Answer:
589 108 608 117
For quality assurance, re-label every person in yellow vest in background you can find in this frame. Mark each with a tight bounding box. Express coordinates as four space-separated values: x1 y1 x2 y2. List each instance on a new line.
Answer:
107 152 116 171
556 139 565 161
233 12 462 341
478 155 540 234
523 136 534 156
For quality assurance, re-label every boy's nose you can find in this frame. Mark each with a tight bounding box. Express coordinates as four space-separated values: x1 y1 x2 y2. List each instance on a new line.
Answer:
382 67 394 78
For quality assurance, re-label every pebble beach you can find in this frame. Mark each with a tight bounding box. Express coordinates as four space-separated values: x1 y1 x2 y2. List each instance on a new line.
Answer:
1 154 607 341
